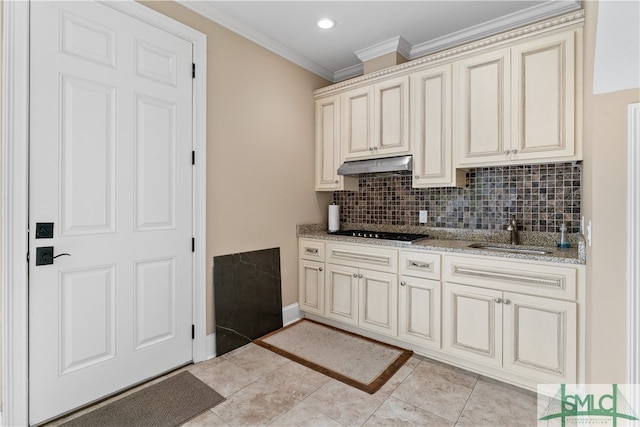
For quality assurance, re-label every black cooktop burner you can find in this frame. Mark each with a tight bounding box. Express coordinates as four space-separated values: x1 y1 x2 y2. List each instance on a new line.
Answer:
329 229 429 242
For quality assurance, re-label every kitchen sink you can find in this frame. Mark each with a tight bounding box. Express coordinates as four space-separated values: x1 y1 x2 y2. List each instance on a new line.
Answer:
468 242 554 255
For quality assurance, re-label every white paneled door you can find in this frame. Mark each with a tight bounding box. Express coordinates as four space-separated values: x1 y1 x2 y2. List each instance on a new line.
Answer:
29 2 194 424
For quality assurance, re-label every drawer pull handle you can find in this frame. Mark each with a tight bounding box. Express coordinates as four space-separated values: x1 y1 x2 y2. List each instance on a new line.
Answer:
305 248 319 254
410 261 430 269
495 298 503 304
331 249 391 265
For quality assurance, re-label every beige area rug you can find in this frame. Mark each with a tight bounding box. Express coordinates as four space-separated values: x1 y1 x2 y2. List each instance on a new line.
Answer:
61 371 225 427
254 319 413 394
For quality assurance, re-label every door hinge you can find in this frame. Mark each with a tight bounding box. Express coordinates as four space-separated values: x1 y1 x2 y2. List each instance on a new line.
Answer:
192 324 195 339
192 238 195 252
192 63 196 78
192 150 195 165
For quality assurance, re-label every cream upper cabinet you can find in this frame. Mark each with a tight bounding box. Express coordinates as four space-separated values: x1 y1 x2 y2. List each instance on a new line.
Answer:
456 29 579 167
455 48 512 167
510 30 577 162
410 64 465 187
342 76 410 160
315 95 357 191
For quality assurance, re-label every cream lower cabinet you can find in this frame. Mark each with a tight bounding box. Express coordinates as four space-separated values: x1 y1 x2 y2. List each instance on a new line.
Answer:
325 242 399 337
443 259 578 384
325 264 398 336
299 260 325 315
398 249 442 348
398 276 441 349
298 239 326 315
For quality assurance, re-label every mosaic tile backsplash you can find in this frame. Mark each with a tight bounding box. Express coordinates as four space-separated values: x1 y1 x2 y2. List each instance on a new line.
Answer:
333 162 581 233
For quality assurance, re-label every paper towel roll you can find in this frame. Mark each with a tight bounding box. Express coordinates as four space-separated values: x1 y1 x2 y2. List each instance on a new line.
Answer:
328 204 340 232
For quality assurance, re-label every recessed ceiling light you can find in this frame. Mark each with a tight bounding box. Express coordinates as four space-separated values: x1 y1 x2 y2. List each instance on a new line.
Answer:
316 17 335 30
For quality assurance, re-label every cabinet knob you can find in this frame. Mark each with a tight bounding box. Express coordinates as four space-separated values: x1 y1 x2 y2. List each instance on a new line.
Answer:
369 147 374 151
353 273 358 278
358 274 363 278
334 180 339 184
495 298 503 304
503 299 511 305
414 175 420 179
400 281 406 286
373 146 378 151
503 150 510 155
319 267 323 272
511 149 518 154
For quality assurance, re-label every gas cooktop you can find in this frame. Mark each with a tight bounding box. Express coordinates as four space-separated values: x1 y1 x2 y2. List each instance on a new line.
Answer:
328 229 429 242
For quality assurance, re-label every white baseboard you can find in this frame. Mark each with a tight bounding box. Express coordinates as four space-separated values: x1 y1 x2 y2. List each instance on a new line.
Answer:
282 303 302 326
205 333 216 360
203 303 303 360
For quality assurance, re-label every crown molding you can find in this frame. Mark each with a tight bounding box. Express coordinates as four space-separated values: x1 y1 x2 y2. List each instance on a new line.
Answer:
409 0 581 60
179 0 581 84
179 1 335 82
333 63 364 83
314 9 585 95
355 35 411 63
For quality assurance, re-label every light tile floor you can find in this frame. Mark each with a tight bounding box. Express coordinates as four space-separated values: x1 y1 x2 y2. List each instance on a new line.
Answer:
51 343 539 426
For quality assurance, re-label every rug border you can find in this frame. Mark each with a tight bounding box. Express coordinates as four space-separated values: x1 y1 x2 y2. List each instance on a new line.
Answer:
253 319 413 394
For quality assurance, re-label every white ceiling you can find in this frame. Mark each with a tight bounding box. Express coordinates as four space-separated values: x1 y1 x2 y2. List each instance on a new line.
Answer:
181 1 581 82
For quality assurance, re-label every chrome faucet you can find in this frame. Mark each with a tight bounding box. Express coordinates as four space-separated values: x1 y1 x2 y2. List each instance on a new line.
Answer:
507 217 520 245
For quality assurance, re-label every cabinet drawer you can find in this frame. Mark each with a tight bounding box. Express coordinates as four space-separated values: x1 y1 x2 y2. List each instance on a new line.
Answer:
299 239 325 261
399 250 441 280
326 243 398 273
444 255 577 300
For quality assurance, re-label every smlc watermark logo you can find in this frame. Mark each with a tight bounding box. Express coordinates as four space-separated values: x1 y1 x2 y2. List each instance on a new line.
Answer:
538 384 640 426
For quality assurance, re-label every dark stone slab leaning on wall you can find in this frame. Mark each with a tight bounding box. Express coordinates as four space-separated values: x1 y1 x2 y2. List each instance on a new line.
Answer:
213 247 283 356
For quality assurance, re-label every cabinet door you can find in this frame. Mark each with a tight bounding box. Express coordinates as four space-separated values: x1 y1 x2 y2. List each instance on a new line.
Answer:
298 260 325 315
326 264 359 325
511 31 576 161
358 269 398 337
374 75 410 157
502 292 577 383
443 282 503 367
398 276 441 348
315 95 343 190
342 86 375 160
411 65 463 187
455 48 511 167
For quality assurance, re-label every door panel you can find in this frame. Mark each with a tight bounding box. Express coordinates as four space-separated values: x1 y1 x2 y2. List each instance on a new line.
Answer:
60 266 116 375
134 94 177 230
60 76 116 235
29 1 194 423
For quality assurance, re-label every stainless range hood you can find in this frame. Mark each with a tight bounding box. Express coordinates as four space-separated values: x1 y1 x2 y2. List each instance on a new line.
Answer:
337 155 413 176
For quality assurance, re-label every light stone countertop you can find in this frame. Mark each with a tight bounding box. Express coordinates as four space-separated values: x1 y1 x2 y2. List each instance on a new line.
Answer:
297 223 586 265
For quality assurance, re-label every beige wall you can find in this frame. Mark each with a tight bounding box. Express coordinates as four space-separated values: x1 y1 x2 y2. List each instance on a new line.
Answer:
138 1 331 334
582 0 640 383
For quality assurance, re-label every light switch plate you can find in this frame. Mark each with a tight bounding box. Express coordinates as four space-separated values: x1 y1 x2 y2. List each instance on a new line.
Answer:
419 210 428 224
